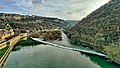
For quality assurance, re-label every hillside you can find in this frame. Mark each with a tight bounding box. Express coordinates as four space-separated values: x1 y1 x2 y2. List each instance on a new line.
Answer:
67 0 120 64
0 13 67 30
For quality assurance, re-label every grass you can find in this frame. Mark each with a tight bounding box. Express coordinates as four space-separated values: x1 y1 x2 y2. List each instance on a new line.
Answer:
0 46 9 59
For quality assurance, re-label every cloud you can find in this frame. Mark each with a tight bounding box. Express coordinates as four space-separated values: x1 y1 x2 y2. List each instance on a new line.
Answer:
0 6 4 10
0 0 110 20
68 0 110 20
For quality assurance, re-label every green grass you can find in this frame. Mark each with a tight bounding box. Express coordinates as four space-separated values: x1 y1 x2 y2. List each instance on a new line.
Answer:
0 26 5 29
0 46 9 58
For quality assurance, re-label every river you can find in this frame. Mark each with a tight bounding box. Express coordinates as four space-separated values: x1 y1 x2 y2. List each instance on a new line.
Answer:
4 32 120 68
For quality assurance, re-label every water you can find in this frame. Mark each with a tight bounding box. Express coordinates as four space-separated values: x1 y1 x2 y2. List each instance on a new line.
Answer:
4 32 120 68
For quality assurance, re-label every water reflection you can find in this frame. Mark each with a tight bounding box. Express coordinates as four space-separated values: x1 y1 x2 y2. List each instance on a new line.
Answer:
5 45 101 68
12 38 43 51
82 53 120 68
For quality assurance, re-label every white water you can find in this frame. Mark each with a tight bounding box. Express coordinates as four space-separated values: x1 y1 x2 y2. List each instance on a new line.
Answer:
32 38 107 57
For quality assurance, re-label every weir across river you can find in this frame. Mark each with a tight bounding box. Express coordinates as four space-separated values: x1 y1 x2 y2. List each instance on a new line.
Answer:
32 38 107 57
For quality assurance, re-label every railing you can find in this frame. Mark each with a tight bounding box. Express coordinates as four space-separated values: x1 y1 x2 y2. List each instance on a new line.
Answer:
0 35 24 68
0 42 7 50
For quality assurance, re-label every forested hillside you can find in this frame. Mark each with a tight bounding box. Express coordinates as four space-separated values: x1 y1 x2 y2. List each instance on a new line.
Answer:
0 13 67 30
67 0 120 64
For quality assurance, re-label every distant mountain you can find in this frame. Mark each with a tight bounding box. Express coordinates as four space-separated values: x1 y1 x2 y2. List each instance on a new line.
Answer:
67 0 120 64
65 20 79 28
0 13 67 30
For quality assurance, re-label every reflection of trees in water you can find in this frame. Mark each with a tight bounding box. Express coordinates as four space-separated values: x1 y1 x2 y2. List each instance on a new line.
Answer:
80 52 120 68
12 38 43 51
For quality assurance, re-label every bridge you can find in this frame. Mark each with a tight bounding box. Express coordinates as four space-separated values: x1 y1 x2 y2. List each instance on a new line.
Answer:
0 34 26 68
32 38 107 57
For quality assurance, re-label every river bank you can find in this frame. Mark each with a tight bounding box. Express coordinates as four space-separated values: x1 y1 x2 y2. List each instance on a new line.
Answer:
28 29 62 41
68 39 120 65
66 30 120 65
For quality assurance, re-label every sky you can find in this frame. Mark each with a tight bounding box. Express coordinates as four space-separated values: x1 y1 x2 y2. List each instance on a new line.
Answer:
0 0 110 20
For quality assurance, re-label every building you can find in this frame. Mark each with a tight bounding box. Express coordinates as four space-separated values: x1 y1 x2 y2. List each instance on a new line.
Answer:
0 29 14 40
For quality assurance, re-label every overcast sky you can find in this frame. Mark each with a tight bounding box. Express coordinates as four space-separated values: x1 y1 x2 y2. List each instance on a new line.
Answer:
0 0 110 20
